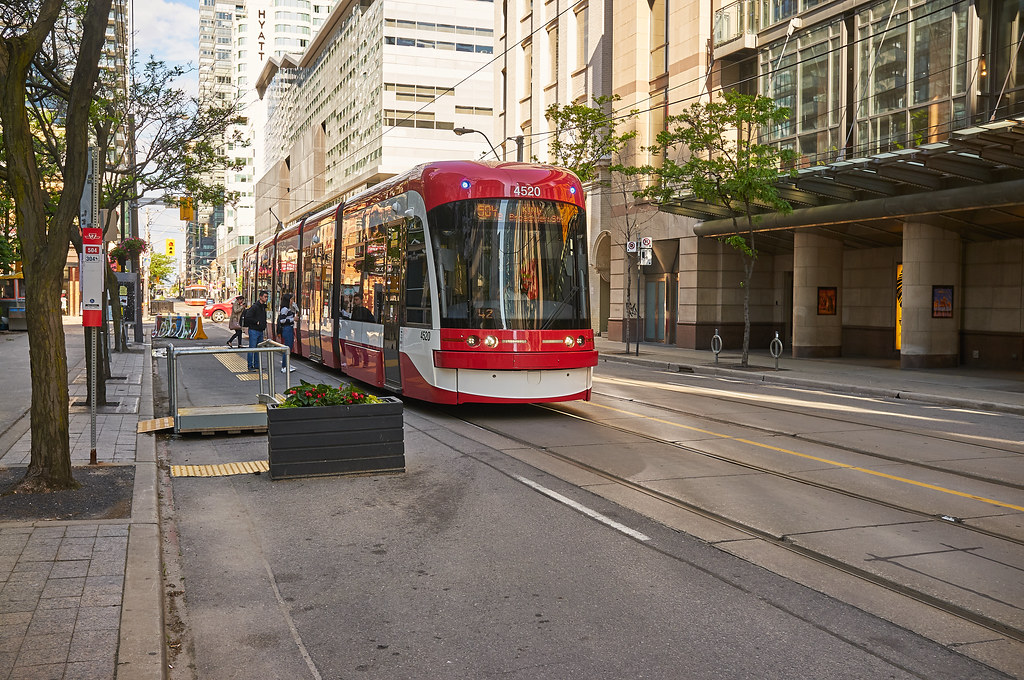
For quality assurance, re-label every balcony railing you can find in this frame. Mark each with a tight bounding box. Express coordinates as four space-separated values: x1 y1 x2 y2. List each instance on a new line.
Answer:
714 0 806 48
714 0 758 47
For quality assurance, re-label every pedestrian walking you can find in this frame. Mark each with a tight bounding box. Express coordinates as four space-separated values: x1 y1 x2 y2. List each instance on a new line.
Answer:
227 295 245 348
278 293 297 373
245 290 269 370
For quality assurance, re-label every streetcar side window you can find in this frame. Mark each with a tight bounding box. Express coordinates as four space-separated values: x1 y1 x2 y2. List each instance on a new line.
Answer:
404 217 431 326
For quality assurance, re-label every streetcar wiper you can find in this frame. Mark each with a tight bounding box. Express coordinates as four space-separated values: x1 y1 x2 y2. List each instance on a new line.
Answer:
539 283 580 330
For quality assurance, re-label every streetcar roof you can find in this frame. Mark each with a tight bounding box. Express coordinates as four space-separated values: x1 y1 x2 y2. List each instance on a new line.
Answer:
343 160 586 213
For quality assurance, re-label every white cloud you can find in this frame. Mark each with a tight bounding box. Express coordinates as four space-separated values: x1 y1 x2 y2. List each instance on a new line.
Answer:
132 0 199 66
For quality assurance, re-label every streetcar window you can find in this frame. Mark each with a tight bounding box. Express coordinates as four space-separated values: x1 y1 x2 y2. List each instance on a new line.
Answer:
429 199 588 330
404 217 431 326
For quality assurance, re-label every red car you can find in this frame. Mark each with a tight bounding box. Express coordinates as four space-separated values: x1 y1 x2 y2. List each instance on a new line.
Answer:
201 300 233 323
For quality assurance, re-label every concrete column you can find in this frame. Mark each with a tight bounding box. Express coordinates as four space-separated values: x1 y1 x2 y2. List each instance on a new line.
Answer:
901 221 962 368
792 231 843 358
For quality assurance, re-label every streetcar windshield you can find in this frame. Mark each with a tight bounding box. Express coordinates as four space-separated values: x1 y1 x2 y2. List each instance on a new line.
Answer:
429 199 588 330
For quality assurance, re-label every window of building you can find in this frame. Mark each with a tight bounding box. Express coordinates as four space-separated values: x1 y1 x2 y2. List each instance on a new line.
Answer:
648 88 667 166
854 0 967 155
762 19 841 164
523 39 533 99
575 3 588 70
649 0 667 78
547 22 558 83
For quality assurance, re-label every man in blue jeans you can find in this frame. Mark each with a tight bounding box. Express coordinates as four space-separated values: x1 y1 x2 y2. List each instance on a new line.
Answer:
246 290 269 370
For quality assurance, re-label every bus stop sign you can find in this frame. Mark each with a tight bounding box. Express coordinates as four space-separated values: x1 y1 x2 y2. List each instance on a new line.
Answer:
79 148 103 327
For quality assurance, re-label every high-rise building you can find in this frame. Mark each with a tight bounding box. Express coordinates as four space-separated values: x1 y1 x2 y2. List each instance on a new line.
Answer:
204 0 338 297
253 0 497 241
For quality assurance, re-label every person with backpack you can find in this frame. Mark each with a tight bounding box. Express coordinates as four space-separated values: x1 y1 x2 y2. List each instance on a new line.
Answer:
226 295 245 348
278 292 297 373
245 290 269 370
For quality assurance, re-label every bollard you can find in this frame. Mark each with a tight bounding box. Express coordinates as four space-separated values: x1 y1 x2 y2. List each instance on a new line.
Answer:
770 331 784 371
711 328 722 365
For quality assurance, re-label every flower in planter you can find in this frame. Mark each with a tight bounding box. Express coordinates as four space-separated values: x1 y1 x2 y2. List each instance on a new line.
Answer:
278 380 381 408
121 237 148 255
109 243 129 260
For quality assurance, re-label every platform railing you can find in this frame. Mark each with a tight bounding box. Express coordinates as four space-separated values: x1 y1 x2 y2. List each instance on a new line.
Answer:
166 340 290 433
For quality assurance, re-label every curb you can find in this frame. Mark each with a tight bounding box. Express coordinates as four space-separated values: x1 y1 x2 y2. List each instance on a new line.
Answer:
597 353 1024 417
117 334 166 680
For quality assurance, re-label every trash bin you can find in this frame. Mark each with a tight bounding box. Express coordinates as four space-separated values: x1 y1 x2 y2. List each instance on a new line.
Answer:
8 307 27 331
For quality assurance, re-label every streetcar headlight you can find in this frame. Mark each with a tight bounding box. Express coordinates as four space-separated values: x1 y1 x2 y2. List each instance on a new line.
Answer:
578 335 586 346
483 335 498 348
563 336 575 347
466 335 480 347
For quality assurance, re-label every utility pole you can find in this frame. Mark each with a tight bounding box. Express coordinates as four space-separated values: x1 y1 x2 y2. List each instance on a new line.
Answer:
128 113 143 342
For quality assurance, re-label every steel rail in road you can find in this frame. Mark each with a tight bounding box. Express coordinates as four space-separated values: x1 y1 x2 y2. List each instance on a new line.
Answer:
590 376 1024 493
436 400 1024 647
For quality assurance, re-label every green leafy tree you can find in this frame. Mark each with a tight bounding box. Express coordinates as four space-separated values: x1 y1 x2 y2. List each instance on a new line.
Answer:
148 251 174 287
544 95 636 183
636 91 797 366
0 0 113 491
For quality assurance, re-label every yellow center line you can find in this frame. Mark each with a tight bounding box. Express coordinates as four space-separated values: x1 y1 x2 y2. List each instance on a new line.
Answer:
582 401 1024 513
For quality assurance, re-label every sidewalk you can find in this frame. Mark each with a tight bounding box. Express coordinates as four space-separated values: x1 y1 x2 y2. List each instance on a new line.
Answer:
593 336 1024 416
0 321 162 680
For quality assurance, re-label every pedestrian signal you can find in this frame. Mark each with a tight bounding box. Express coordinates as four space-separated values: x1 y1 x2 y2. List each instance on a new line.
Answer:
179 197 194 221
166 239 176 256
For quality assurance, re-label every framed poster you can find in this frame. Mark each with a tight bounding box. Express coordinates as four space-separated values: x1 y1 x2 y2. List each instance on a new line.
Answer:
932 285 953 318
817 287 837 315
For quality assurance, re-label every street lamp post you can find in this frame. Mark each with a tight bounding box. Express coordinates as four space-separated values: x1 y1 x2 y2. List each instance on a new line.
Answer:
453 127 501 161
507 135 524 162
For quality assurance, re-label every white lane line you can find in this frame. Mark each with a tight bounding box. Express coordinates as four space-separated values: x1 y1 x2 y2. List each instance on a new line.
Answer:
514 475 651 542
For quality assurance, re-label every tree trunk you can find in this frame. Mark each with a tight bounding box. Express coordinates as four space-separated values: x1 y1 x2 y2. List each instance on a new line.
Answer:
0 0 115 492
739 245 757 368
20 256 78 491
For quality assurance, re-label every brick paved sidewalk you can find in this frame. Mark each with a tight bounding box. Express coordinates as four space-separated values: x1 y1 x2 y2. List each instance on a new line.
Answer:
0 323 162 680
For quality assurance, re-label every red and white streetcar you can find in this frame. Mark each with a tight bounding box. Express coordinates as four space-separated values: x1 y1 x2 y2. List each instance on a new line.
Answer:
242 160 596 404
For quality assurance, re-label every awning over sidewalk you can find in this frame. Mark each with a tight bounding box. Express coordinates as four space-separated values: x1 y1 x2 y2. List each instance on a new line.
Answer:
662 118 1024 252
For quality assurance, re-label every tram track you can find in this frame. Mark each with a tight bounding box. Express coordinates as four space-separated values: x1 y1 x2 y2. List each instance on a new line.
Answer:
431 397 1024 647
591 375 1024 492
539 401 1024 548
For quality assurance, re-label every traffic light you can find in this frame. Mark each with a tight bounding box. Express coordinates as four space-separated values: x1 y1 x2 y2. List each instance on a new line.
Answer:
179 197 194 221
166 239 176 256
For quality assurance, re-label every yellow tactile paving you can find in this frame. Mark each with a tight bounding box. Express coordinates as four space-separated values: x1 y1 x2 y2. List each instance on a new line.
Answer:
137 417 174 433
216 352 261 381
171 460 270 477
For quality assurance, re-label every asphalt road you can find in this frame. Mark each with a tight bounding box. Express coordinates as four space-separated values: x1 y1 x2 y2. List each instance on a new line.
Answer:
155 323 1017 679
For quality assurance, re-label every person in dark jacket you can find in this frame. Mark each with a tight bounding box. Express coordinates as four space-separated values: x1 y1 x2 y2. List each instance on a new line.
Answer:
245 290 269 370
278 292 297 373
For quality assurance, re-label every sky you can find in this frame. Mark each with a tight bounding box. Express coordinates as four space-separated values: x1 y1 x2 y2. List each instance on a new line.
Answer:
130 0 200 275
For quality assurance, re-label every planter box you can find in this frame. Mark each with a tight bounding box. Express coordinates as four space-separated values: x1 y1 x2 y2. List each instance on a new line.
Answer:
267 397 404 480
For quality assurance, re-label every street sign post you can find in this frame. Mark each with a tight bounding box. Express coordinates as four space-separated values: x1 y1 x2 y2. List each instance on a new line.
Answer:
79 148 103 328
79 147 101 464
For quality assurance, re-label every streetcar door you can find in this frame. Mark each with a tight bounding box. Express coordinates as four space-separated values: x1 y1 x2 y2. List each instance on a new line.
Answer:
306 258 324 362
382 219 403 389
